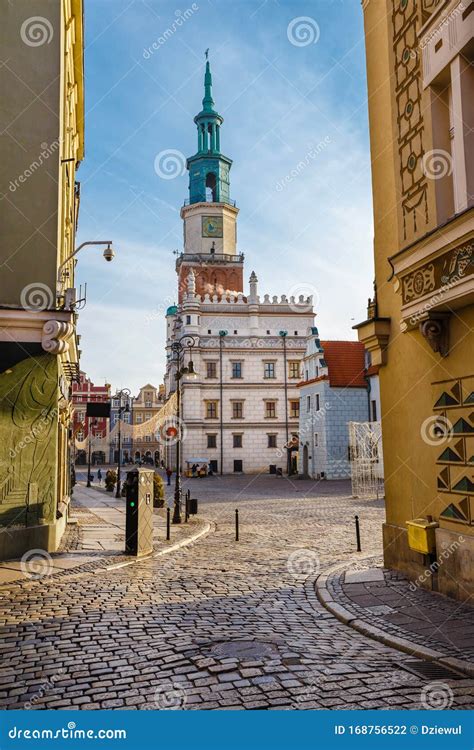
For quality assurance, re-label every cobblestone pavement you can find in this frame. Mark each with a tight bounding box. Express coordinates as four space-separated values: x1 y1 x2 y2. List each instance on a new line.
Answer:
324 566 474 664
0 475 473 710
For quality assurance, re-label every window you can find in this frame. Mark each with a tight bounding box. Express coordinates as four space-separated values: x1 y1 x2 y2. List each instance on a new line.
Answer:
206 361 217 379
232 401 243 419
294 331 298 336
233 434 243 448
289 361 300 379
306 395 311 412
314 433 318 446
145 435 151 442
290 400 299 419
234 459 243 472
145 412 151 421
315 394 320 411
112 399 119 408
186 315 191 324
233 330 238 334
207 434 217 449
77 431 84 441
208 329 211 334
371 399 377 422
205 401 218 419
315 365 319 378
305 369 309 381
264 362 276 379
267 434 277 448
265 401 276 418
136 414 143 423
145 400 152 407
231 361 242 379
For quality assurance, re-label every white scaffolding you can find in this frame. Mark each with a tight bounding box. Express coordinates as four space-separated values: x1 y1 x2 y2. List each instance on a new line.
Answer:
348 421 384 499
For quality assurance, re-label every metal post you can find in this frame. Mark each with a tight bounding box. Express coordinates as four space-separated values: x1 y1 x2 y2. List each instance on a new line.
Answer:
219 334 224 476
173 364 182 524
166 507 171 540
355 514 361 552
235 508 239 541
185 490 189 522
87 415 92 487
280 332 290 475
115 402 122 498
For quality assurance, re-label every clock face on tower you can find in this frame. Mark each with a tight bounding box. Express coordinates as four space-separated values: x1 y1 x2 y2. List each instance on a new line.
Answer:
202 216 223 238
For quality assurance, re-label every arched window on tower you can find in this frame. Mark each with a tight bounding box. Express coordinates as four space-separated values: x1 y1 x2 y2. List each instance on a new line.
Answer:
205 172 217 202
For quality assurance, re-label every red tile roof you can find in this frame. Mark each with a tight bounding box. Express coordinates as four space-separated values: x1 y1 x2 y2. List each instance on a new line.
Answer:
320 340 367 388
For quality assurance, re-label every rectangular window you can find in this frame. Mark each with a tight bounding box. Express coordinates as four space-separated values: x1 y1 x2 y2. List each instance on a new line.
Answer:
206 361 217 379
267 434 277 448
289 361 300 379
234 459 243 472
371 400 377 422
314 433 318 446
315 394 320 411
264 362 276 379
265 401 276 418
186 315 191 324
145 400 152 408
231 361 242 379
205 401 218 419
136 414 143 423
207 434 217 449
145 412 151 421
306 395 311 412
232 401 243 419
290 400 300 419
233 434 243 448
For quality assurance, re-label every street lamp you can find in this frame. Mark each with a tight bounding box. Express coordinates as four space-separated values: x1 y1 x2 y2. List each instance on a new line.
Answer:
86 417 98 487
279 330 291 476
218 330 228 476
115 388 132 498
171 334 198 524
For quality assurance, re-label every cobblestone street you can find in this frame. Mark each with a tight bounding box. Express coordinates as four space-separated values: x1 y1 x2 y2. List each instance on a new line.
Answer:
0 476 473 711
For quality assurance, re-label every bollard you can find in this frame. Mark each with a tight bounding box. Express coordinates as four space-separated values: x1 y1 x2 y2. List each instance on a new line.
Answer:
235 508 239 541
185 490 190 523
355 514 361 552
166 507 171 540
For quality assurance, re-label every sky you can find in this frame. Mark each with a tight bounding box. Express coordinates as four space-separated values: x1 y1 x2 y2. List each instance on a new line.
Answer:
75 0 374 395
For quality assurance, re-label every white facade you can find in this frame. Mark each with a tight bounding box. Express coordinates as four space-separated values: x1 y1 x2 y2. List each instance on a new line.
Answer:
165 271 315 474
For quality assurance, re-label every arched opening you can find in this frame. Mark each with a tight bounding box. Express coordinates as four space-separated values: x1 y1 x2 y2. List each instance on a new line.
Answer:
205 172 217 202
134 451 141 463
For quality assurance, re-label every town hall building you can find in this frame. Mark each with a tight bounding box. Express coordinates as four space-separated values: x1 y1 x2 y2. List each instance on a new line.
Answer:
164 60 315 474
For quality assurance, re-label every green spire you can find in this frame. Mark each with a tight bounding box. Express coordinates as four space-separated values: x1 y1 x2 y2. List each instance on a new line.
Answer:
202 61 215 112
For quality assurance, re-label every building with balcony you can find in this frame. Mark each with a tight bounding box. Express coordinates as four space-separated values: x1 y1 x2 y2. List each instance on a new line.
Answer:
72 372 111 465
356 0 473 601
0 0 85 558
164 62 315 474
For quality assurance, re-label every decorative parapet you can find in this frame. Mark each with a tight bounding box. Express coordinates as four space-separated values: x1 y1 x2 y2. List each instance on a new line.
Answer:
41 320 75 355
353 318 391 367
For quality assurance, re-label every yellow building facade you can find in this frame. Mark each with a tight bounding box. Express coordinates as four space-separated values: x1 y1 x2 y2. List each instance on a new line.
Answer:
0 1 84 557
357 0 473 601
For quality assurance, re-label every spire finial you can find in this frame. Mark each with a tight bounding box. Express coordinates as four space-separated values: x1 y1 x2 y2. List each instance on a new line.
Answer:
205 48 209 60
202 53 214 112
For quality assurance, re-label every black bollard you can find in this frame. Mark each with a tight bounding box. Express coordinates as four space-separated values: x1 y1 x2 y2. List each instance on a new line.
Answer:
185 490 189 523
355 514 361 552
235 508 239 541
166 507 171 540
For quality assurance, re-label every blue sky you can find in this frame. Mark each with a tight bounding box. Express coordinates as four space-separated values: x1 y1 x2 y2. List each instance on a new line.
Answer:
76 0 374 394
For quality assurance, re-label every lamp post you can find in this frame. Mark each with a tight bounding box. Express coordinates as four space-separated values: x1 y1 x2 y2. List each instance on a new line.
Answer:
171 334 198 524
86 417 98 487
115 388 131 498
279 330 291 476
218 330 228 476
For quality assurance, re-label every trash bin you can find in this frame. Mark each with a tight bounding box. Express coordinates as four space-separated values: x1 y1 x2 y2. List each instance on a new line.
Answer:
269 464 276 475
189 497 198 515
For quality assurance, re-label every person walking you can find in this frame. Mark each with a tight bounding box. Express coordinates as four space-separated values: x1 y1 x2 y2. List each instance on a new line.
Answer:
166 467 172 486
97 468 102 485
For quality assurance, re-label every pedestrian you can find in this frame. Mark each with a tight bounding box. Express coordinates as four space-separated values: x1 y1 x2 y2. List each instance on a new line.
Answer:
97 468 102 485
191 463 197 477
166 467 172 486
